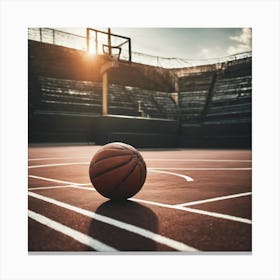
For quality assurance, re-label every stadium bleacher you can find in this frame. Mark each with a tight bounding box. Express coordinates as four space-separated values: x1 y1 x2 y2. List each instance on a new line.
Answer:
179 57 251 147
28 39 251 147
29 75 179 120
178 71 215 122
37 76 102 114
205 58 252 124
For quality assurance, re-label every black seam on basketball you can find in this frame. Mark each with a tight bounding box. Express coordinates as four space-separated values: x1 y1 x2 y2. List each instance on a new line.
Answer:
93 155 134 178
131 150 145 164
137 161 145 187
139 157 146 168
138 160 142 184
92 153 133 165
109 157 140 198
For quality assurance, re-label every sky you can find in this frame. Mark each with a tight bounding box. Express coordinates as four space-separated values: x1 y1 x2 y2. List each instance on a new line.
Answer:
54 27 252 67
113 28 251 59
57 27 251 58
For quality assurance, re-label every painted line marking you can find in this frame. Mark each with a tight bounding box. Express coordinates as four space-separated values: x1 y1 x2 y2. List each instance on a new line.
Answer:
28 162 251 171
70 185 96 191
131 198 251 224
148 168 251 171
28 177 251 224
28 162 89 169
28 185 73 191
28 209 117 251
29 157 88 161
28 185 95 191
146 159 252 162
149 169 194 182
71 186 252 224
175 206 251 224
28 191 199 252
28 157 251 162
174 192 252 207
28 175 90 186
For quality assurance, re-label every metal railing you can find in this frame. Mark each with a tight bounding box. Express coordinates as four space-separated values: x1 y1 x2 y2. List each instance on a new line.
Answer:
28 28 252 68
28 28 87 51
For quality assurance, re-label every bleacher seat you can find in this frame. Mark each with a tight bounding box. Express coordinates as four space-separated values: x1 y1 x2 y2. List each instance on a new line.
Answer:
29 76 179 120
178 72 215 122
205 58 252 124
37 76 102 114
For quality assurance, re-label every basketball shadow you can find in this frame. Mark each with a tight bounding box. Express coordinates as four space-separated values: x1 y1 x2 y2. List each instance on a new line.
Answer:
89 200 158 251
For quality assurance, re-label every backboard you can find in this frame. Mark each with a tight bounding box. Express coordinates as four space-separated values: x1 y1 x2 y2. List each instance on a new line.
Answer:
86 28 131 62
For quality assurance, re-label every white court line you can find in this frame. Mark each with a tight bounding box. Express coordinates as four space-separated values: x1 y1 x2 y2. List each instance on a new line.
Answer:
147 167 251 171
28 175 91 186
64 185 251 224
147 159 252 162
28 162 89 169
131 198 251 224
28 185 73 191
28 185 95 191
148 169 194 182
29 187 251 224
175 206 251 224
27 175 251 224
28 170 193 190
175 192 252 207
70 185 96 191
28 209 117 251
28 162 251 171
28 191 198 252
29 157 88 161
28 157 251 162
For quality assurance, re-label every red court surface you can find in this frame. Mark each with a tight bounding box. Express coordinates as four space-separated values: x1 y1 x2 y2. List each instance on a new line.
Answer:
28 144 252 252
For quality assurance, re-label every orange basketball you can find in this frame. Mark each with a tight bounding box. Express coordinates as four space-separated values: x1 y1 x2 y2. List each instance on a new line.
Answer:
89 142 147 200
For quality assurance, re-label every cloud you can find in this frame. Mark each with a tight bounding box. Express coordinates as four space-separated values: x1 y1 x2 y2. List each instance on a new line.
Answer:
227 28 252 55
201 48 210 57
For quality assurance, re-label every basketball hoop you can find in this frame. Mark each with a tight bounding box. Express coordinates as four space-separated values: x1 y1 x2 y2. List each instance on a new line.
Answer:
102 44 121 61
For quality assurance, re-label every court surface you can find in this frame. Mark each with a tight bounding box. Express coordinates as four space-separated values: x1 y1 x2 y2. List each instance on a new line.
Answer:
28 144 252 252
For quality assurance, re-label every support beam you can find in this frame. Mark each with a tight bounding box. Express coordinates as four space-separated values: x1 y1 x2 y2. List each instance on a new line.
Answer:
108 28 112 56
102 72 108 116
86 28 90 52
201 72 217 120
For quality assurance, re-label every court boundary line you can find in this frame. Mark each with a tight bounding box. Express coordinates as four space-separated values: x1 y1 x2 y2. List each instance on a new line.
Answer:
28 157 89 161
28 209 117 251
175 192 252 207
148 159 252 162
29 175 91 186
131 198 252 224
28 162 251 171
28 157 251 162
28 175 251 224
28 185 74 191
148 168 252 170
28 191 199 252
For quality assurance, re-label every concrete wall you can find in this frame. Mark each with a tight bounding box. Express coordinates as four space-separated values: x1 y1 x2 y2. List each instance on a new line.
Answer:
29 112 179 148
28 40 176 92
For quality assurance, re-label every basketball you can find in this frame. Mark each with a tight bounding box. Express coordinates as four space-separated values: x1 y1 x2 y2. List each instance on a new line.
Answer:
89 142 147 200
